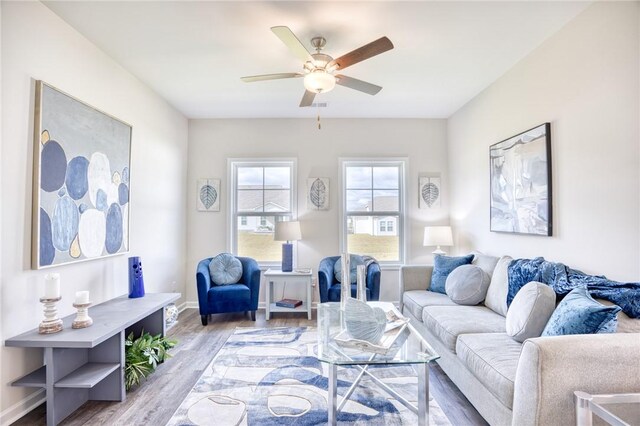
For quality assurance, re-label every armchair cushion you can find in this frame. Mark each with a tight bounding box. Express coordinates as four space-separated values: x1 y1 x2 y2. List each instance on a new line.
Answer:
318 255 381 302
334 254 365 283
209 252 243 285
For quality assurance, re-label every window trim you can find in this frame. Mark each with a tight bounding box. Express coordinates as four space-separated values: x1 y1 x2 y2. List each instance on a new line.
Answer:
339 158 407 266
228 158 298 267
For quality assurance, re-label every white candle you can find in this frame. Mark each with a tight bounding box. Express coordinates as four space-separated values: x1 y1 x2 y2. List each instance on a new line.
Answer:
75 291 90 304
44 273 60 299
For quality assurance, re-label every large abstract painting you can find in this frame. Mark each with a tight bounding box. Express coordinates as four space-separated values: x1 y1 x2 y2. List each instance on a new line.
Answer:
490 123 552 236
32 81 132 269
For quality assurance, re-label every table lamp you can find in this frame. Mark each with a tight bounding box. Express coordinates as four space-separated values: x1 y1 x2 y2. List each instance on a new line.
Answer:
274 221 302 272
423 226 453 255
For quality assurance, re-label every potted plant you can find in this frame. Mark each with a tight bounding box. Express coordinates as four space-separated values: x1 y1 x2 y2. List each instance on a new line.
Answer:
124 331 177 391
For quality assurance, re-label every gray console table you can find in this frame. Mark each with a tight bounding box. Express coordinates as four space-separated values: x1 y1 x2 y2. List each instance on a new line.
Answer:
5 292 180 425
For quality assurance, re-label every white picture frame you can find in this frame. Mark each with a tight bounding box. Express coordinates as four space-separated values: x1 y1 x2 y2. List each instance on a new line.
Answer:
197 178 220 212
307 177 330 210
419 176 441 209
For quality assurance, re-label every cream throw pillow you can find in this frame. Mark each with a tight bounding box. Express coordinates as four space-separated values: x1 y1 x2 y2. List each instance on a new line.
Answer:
506 281 557 342
484 255 512 316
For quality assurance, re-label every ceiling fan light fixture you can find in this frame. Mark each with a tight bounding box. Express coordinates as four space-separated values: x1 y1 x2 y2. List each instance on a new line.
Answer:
304 70 336 94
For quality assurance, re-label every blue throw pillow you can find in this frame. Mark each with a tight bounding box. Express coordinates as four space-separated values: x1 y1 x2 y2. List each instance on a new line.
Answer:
542 287 621 336
430 254 474 294
209 253 243 285
334 255 365 284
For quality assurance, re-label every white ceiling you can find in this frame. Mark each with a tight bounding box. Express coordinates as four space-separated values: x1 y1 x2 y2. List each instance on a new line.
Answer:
44 1 590 119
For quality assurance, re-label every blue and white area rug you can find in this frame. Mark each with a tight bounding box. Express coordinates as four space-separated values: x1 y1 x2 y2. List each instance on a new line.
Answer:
168 327 451 425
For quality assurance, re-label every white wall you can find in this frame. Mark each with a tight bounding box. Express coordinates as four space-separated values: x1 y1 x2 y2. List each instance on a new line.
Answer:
448 1 640 281
187 119 448 305
0 2 188 420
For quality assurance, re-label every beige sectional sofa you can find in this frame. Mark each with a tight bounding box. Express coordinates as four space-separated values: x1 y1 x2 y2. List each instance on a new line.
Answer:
399 256 640 426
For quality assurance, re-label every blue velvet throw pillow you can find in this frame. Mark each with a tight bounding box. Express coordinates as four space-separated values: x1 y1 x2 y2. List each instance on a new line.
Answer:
209 253 243 285
334 255 365 284
430 254 474 294
542 287 621 336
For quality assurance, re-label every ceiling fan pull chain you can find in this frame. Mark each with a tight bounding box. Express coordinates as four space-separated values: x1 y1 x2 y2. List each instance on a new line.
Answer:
317 104 322 130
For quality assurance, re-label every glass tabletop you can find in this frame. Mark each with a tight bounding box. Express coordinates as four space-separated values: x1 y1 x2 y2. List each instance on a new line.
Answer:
316 301 439 366
589 394 640 425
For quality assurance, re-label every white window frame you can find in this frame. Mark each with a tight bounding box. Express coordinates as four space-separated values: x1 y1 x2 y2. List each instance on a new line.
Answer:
228 158 297 267
339 158 407 267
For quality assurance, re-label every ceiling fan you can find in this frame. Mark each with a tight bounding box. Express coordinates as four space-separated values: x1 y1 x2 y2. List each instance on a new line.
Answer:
241 26 394 107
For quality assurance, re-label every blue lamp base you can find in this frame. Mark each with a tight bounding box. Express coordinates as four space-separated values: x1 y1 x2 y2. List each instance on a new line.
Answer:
281 243 293 272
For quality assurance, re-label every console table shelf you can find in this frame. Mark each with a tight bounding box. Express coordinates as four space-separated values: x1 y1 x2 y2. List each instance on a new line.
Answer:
5 292 180 425
54 362 120 389
12 366 47 388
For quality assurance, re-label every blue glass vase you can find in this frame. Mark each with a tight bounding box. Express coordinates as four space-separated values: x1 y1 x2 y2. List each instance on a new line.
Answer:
128 256 145 298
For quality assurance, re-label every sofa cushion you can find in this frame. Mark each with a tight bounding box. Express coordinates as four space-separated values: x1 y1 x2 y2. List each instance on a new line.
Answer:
209 253 243 285
430 254 474 294
471 251 500 278
445 265 491 305
485 255 513 316
506 281 557 343
422 305 506 353
542 287 621 336
403 290 457 321
599 299 640 333
456 333 522 409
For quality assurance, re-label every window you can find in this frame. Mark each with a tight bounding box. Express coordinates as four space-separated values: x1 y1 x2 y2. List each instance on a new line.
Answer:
341 159 405 263
229 159 296 263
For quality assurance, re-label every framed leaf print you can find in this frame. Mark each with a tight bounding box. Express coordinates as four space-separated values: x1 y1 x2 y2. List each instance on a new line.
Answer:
197 178 220 212
419 176 441 209
307 177 329 210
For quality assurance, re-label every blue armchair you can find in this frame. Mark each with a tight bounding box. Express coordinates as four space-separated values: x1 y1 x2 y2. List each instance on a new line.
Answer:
196 256 261 325
318 255 381 303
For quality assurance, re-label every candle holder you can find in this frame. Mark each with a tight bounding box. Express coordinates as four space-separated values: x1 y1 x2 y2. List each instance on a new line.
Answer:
39 297 63 334
72 302 93 329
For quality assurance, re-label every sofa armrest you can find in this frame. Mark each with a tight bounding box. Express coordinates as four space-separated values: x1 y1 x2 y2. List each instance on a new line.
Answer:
196 259 213 315
399 265 433 311
512 333 640 426
366 262 381 301
318 256 340 303
238 256 261 310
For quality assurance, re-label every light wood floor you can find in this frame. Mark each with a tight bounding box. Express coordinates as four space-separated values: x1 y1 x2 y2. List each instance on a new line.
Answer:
14 309 488 426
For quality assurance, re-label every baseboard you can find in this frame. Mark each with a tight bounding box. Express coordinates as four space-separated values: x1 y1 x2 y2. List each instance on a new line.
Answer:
0 389 45 426
179 301 198 312
181 301 400 311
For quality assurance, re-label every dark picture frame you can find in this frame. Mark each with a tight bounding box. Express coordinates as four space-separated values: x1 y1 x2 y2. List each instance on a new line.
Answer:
489 123 552 236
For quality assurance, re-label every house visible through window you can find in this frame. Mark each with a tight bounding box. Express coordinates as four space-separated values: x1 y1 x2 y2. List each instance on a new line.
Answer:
229 160 296 263
341 159 405 263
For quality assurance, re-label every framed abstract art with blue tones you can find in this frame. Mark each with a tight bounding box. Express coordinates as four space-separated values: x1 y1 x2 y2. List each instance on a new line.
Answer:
32 81 132 269
490 123 552 236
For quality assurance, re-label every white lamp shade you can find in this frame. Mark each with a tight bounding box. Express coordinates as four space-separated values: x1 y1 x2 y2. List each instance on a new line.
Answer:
423 226 453 247
274 221 302 241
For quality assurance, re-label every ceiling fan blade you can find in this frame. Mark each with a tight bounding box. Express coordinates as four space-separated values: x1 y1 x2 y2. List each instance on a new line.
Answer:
336 75 382 95
300 90 316 107
328 36 394 71
241 73 302 83
271 26 313 63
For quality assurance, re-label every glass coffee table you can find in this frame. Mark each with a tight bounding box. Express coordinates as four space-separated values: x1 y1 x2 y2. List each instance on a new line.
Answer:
575 391 640 425
317 301 440 426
